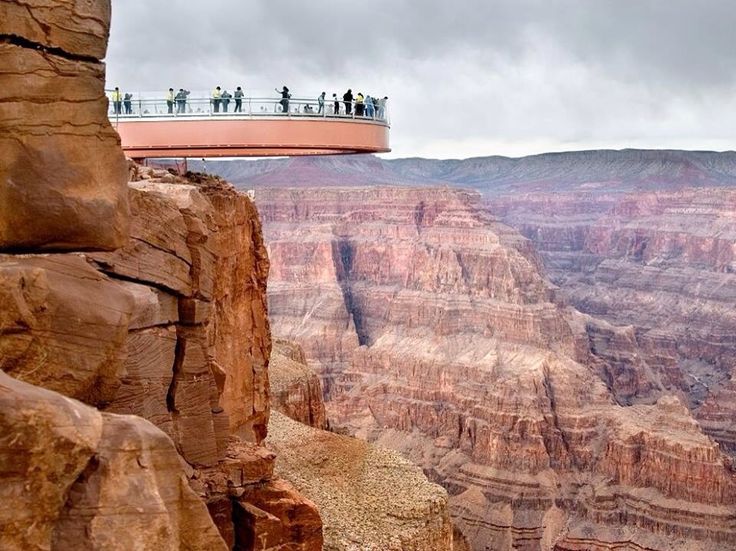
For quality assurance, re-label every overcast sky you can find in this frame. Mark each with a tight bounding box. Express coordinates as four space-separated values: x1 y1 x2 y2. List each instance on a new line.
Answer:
106 0 736 159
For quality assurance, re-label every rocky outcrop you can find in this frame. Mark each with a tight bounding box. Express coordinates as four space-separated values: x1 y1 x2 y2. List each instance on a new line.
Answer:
268 411 453 550
0 166 325 550
270 339 328 429
0 370 226 551
260 186 736 551
0 0 128 251
90 170 271 454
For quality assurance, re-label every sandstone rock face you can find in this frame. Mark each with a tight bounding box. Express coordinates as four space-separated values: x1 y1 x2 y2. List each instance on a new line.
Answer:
89 169 271 457
268 411 452 550
270 339 328 429
191 439 323 551
0 169 319 550
0 370 226 551
490 188 736 453
260 186 736 551
0 170 271 467
0 0 128 251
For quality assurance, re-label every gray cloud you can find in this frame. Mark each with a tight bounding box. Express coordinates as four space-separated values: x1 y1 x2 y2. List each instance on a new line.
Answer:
106 0 736 158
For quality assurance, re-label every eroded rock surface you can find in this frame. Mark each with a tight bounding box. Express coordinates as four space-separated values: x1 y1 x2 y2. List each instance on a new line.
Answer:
0 169 320 550
0 0 128 251
0 370 226 551
270 339 328 429
491 189 736 454
260 186 736 551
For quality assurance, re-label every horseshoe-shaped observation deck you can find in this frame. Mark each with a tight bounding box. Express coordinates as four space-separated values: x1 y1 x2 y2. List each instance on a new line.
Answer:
109 93 390 159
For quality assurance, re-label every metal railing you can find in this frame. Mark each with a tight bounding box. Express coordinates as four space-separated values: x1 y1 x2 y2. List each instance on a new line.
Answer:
107 92 390 124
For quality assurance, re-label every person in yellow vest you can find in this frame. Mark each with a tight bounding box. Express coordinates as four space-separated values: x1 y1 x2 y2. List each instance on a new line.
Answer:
111 87 122 114
355 92 365 116
166 88 175 114
211 86 222 113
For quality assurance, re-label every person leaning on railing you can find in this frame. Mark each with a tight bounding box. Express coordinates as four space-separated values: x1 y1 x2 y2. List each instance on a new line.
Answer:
176 89 190 113
212 86 222 112
378 96 387 119
123 93 133 114
221 89 232 112
343 89 353 115
276 86 290 113
355 92 364 116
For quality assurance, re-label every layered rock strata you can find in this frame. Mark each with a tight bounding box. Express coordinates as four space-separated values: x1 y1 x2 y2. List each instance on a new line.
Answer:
269 338 463 549
490 189 736 452
0 165 323 550
270 339 328 429
0 370 226 551
0 0 128 251
260 186 736 551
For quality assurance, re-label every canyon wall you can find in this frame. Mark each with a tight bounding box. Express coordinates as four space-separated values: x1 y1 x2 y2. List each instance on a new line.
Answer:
490 188 736 453
260 186 736 551
0 166 323 551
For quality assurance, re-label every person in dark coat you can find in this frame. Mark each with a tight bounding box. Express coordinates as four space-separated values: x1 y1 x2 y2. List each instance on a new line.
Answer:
175 89 190 113
343 88 353 115
123 93 133 114
275 86 290 113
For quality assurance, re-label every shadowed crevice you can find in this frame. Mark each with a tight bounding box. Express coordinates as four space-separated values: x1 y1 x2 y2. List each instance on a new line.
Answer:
0 33 100 64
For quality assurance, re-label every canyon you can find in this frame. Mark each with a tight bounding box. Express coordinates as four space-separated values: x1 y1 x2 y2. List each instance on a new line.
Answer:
258 184 736 550
4 3 736 549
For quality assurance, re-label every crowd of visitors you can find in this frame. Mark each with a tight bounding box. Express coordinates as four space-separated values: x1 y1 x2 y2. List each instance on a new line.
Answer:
109 86 388 119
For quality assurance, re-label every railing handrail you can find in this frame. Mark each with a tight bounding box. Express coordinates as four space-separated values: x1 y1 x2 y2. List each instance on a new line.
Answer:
106 93 390 124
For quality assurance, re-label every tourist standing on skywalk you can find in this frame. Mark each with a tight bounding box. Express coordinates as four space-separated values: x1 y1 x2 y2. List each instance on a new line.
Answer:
234 87 244 112
175 89 190 113
221 89 232 112
166 88 175 113
276 86 290 113
211 86 222 112
343 89 353 115
111 87 122 114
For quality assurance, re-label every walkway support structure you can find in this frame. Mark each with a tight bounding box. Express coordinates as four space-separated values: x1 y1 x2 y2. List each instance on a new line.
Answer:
110 95 390 159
